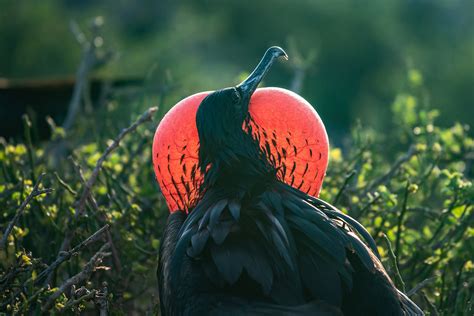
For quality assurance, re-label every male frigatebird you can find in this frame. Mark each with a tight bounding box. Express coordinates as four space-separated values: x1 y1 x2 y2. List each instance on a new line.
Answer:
153 47 423 315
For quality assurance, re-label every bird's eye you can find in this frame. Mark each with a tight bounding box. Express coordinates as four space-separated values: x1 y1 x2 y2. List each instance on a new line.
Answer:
231 89 241 104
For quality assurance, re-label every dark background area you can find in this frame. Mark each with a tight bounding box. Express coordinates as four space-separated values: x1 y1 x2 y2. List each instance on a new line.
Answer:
0 0 473 138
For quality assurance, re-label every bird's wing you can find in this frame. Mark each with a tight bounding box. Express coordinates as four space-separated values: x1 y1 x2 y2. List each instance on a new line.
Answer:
270 184 376 306
286 184 424 316
157 211 187 316
281 183 381 258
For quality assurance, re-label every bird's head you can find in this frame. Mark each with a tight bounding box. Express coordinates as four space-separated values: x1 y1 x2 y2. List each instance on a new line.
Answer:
196 46 288 172
153 47 329 213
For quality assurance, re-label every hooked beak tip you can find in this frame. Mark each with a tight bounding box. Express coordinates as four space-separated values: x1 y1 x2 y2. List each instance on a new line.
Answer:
269 46 288 61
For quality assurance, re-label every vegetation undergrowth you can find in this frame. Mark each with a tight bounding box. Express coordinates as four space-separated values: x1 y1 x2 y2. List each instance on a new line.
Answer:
0 70 472 315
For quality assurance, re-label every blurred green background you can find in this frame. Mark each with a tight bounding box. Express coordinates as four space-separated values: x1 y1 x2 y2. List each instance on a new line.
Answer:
0 0 473 136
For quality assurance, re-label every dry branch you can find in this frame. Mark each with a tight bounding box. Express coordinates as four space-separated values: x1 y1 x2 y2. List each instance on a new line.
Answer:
58 107 157 254
407 277 437 297
35 224 109 286
42 243 111 312
96 282 109 316
69 159 122 273
62 18 113 130
61 288 97 312
76 106 157 218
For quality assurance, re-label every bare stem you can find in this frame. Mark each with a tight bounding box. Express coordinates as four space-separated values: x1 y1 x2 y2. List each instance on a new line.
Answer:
382 233 406 293
42 243 111 312
35 224 109 286
54 171 78 195
407 276 437 297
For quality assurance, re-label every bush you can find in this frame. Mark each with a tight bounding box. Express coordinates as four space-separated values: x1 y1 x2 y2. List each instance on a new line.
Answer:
320 71 473 315
0 70 472 314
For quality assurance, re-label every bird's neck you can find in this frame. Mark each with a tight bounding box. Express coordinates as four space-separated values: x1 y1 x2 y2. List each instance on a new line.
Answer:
199 118 276 195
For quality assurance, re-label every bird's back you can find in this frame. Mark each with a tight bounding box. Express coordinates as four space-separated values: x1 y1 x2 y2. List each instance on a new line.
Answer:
158 182 420 315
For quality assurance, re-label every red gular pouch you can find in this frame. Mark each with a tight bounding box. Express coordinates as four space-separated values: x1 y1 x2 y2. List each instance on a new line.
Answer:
152 87 329 213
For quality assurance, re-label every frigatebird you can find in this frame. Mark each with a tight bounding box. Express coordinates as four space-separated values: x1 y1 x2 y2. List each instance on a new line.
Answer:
153 47 423 315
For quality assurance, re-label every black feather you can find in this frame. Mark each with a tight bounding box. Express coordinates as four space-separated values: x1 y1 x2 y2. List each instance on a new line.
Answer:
210 241 244 284
210 219 233 244
209 199 228 228
188 227 210 256
228 199 241 220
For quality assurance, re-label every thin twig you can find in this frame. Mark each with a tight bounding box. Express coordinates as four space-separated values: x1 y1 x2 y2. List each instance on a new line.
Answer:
69 156 87 185
407 276 437 297
432 204 472 250
42 243 111 312
356 194 382 219
333 170 356 205
421 290 439 316
36 224 109 286
133 241 159 256
105 229 122 273
61 289 97 312
54 171 78 195
76 107 157 218
0 173 52 250
382 233 406 293
69 156 100 213
395 181 410 258
58 107 157 253
73 165 123 274
0 259 31 292
428 191 459 247
364 145 417 194
69 160 123 274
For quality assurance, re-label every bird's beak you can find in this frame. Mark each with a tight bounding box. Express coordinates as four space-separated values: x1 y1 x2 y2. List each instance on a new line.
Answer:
237 46 288 102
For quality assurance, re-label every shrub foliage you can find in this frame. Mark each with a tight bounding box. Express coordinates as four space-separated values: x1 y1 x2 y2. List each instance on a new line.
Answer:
0 72 472 314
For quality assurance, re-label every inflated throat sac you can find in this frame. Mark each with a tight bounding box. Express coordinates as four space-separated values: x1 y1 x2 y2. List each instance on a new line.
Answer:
152 87 329 212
